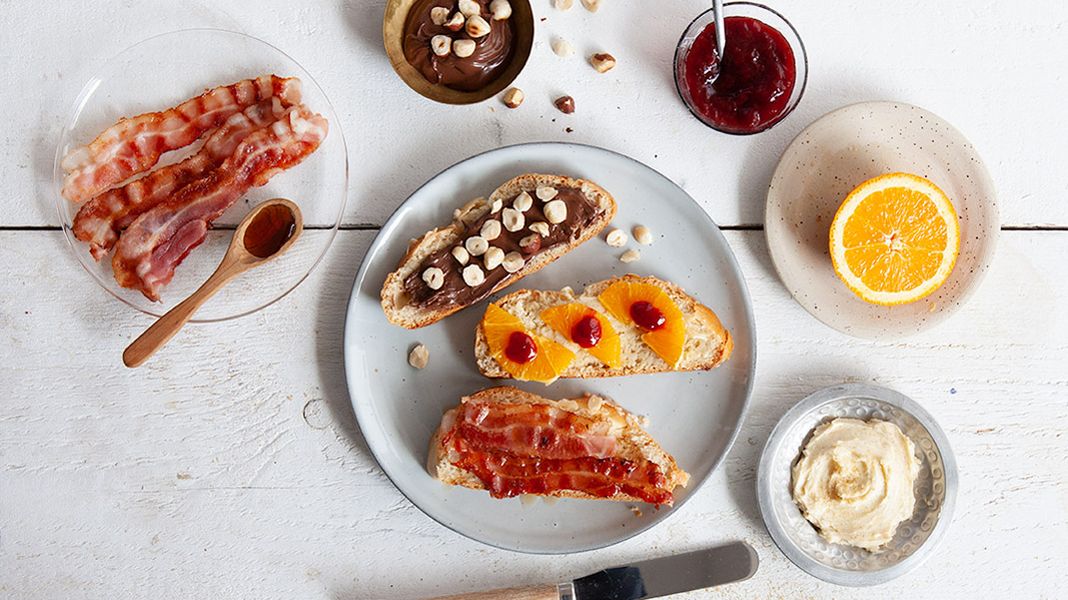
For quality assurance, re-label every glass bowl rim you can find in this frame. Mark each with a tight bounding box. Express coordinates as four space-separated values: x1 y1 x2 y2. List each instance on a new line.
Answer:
52 27 350 323
672 1 809 136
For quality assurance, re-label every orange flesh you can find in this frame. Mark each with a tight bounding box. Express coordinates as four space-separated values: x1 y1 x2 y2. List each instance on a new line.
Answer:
840 186 950 293
482 303 575 383
540 302 622 368
597 281 686 367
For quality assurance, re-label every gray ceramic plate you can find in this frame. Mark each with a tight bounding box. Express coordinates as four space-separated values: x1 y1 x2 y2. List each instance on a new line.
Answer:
344 142 756 554
765 102 998 339
757 383 957 586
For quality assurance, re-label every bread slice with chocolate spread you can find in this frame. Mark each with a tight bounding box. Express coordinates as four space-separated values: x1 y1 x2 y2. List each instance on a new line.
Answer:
381 174 616 328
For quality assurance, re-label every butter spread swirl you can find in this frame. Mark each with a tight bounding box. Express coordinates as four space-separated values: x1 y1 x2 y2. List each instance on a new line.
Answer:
791 418 920 552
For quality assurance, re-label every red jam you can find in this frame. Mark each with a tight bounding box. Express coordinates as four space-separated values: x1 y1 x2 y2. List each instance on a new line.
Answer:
630 301 666 331
570 315 603 348
683 16 796 133
505 331 538 364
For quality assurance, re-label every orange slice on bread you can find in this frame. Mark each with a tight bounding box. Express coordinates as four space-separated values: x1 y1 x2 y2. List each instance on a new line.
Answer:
597 280 686 367
482 303 575 384
540 302 622 368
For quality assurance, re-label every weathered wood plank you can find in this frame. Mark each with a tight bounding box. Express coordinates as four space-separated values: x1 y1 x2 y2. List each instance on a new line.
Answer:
3 0 1068 229
1 229 1065 598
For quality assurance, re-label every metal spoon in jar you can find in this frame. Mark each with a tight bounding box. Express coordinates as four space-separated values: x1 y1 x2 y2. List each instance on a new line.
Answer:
122 198 303 368
711 0 726 80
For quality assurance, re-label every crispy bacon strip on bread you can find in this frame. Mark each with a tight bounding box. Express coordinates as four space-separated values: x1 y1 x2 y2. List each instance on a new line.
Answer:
72 98 288 260
111 105 328 301
61 75 302 203
429 387 689 506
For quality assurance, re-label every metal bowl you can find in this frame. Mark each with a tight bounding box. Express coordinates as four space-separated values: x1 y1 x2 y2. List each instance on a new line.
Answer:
757 384 957 586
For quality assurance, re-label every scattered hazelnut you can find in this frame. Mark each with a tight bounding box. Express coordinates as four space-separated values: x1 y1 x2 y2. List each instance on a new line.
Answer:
484 246 505 270
481 219 502 240
529 221 550 237
519 234 542 253
451 246 470 265
536 186 558 201
430 6 451 25
502 87 524 109
458 0 481 17
466 14 492 38
580 0 601 11
502 207 525 232
590 52 616 73
633 224 653 245
605 228 627 247
465 235 489 256
421 267 445 290
490 198 503 213
453 39 476 58
408 343 429 369
462 264 486 286
553 95 575 114
544 199 568 224
502 251 525 273
553 0 573 10
430 35 452 57
620 248 641 263
445 12 465 31
551 37 574 58
513 191 533 212
489 0 512 20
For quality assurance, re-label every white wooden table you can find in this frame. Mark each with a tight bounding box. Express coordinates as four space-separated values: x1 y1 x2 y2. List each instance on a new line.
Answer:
3 1 1066 598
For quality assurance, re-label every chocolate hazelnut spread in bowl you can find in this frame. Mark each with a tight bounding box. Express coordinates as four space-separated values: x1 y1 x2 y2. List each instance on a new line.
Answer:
384 0 533 104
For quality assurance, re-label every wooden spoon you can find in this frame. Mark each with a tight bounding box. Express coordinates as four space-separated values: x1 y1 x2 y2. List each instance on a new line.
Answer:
123 198 303 368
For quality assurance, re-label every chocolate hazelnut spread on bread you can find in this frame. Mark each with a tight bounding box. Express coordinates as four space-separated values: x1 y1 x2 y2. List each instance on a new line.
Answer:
404 187 599 309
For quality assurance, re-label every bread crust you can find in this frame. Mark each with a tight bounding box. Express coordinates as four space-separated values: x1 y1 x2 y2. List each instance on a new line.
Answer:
474 274 733 379
428 386 690 504
381 174 617 328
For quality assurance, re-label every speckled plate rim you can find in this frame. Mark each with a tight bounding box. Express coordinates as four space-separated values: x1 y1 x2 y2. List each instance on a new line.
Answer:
764 101 999 340
756 383 958 586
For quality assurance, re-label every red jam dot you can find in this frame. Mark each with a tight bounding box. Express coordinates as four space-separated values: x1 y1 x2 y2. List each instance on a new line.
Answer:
505 331 538 364
570 314 603 348
630 301 666 331
683 16 796 133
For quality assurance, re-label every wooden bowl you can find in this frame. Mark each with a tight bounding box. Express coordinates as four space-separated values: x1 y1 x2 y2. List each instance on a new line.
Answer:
383 0 534 104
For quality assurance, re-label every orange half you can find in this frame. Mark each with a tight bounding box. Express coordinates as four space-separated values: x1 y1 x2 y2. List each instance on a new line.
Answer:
482 303 575 384
540 302 622 368
829 173 960 306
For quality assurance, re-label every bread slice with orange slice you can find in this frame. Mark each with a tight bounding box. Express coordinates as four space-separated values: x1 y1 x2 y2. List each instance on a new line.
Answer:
428 386 690 505
381 174 617 329
474 274 733 383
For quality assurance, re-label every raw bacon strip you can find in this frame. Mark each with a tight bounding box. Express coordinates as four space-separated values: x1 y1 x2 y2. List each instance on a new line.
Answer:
455 401 617 460
61 74 302 203
112 105 328 301
72 98 287 260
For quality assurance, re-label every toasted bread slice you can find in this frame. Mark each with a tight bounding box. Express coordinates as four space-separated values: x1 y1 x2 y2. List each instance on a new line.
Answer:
475 274 733 379
381 174 617 328
428 386 690 504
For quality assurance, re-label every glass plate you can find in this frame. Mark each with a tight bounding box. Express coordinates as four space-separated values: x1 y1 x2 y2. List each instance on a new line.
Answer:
53 28 348 322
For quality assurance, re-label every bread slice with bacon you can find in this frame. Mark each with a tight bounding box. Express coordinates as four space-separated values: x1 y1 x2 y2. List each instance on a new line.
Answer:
474 274 733 383
428 386 690 506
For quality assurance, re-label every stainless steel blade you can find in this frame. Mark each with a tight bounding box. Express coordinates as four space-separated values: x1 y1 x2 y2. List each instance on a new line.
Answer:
572 541 758 600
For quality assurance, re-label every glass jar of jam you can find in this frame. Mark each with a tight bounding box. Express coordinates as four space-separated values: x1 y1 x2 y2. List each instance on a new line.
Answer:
674 2 807 135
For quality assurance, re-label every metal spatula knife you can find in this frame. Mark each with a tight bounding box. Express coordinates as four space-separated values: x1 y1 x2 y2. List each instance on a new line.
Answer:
429 541 758 600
